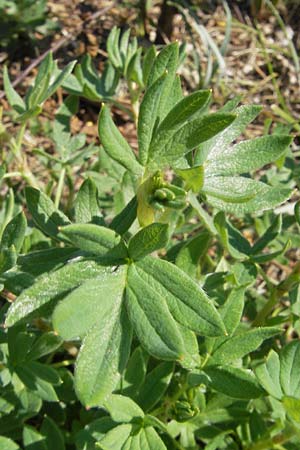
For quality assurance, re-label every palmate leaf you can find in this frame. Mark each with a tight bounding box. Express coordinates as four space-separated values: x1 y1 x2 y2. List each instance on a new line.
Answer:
126 263 186 360
25 187 70 239
195 104 263 165
205 135 292 177
203 366 264 399
6 250 225 406
5 258 106 326
75 302 132 408
98 424 167 450
147 113 236 169
58 223 128 262
207 327 281 366
255 341 300 402
133 257 226 337
98 105 143 176
202 176 292 215
137 74 167 166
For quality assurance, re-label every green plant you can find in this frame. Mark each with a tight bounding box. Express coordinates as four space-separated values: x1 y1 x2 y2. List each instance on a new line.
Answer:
0 40 299 450
0 0 57 50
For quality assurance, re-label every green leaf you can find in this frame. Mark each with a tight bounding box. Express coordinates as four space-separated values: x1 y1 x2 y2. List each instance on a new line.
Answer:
282 396 300 423
176 165 205 192
255 349 283 400
206 135 292 176
1 212 27 253
209 327 281 365
74 178 101 223
157 90 211 132
138 74 167 165
0 246 17 274
53 266 127 340
231 261 257 287
251 240 290 264
295 201 300 226
16 366 58 402
147 113 236 168
122 347 148 397
219 287 246 335
16 105 42 122
136 362 174 411
107 26 122 69
175 231 210 277
3 66 25 114
134 257 226 337
58 223 128 261
23 425 47 450
142 45 156 85
280 341 300 398
7 328 35 364
103 394 144 423
195 104 262 165
26 361 61 385
127 48 144 86
0 437 20 450
41 416 65 450
126 263 185 360
178 326 201 370
17 247 77 277
203 176 292 214
147 42 178 87
214 211 251 259
150 43 180 121
53 95 79 144
75 417 116 448
110 196 138 235
25 187 70 239
162 74 184 119
98 424 133 450
0 165 5 181
75 303 132 407
204 366 264 399
42 60 77 102
27 332 63 360
128 223 169 260
27 52 54 108
120 427 167 450
98 105 142 175
251 214 282 254
5 259 105 326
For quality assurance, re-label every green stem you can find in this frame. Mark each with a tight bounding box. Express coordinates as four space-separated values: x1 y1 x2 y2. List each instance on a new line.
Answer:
14 121 26 158
54 167 66 209
51 359 74 368
12 121 39 188
2 171 23 179
271 105 300 132
252 287 278 327
128 80 139 126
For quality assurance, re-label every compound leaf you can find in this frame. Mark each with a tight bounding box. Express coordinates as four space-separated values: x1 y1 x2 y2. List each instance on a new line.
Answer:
134 257 226 337
75 303 132 407
25 187 70 239
128 223 169 260
98 105 142 176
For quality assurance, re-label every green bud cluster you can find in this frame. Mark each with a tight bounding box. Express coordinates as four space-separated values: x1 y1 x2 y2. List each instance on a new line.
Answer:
150 183 187 212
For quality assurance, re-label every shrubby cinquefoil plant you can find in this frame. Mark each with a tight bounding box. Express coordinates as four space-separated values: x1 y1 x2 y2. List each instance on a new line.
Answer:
0 36 299 450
